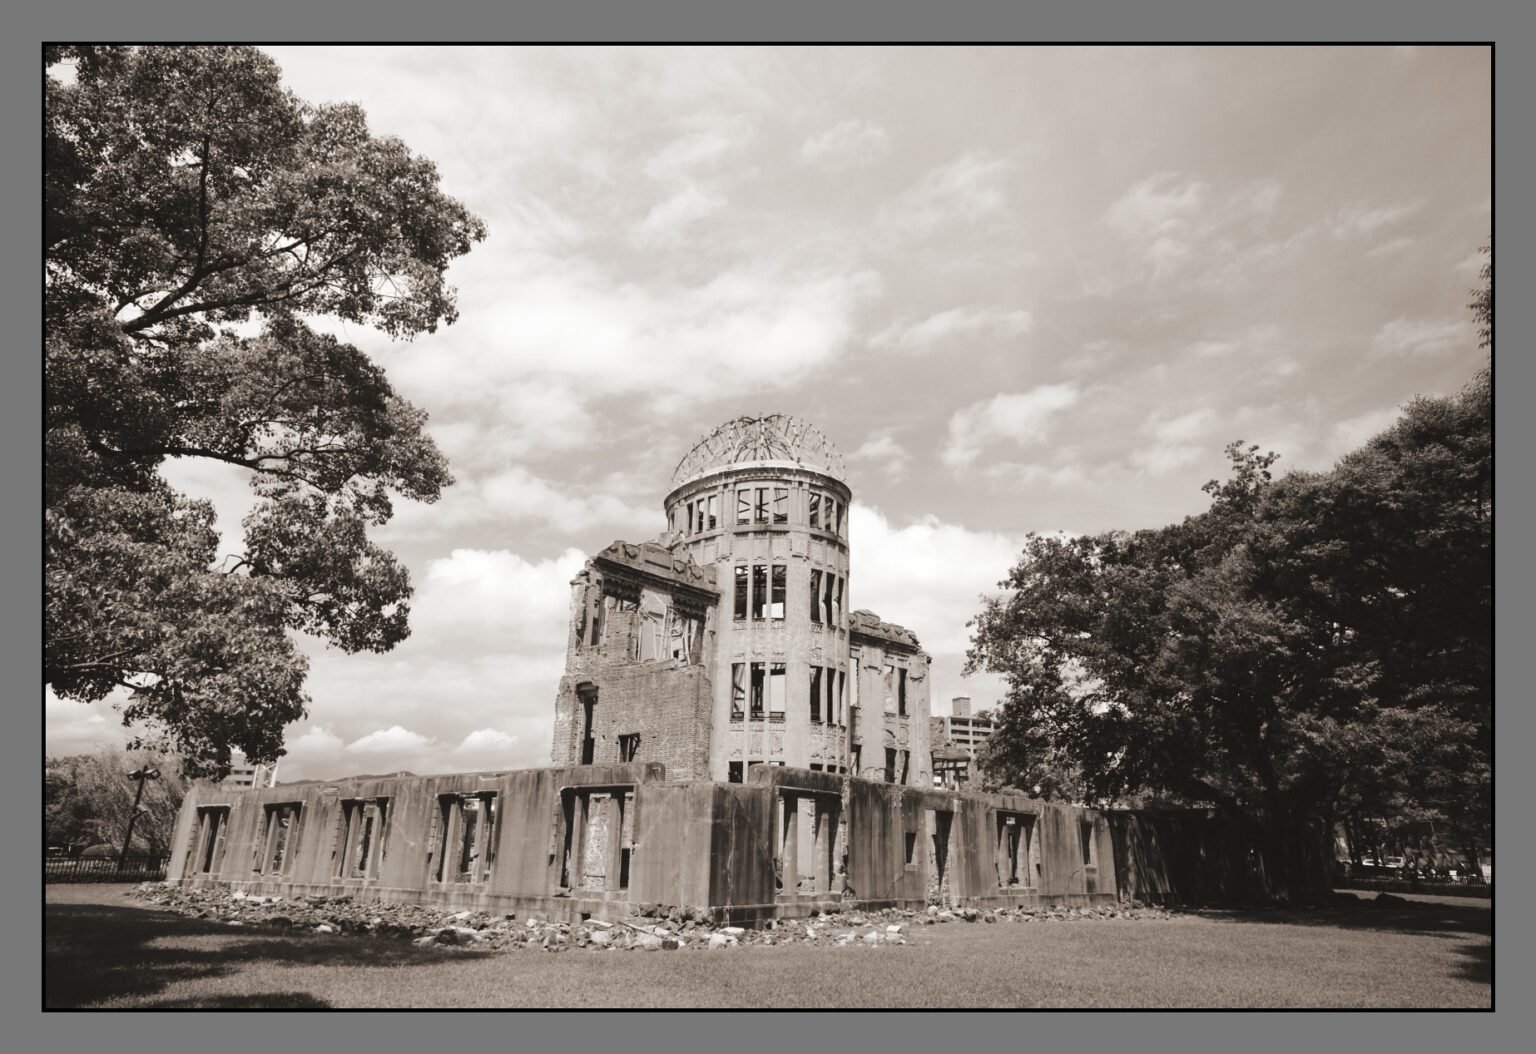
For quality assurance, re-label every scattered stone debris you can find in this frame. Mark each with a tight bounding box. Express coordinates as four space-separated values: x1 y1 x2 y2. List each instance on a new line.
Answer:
127 883 1182 954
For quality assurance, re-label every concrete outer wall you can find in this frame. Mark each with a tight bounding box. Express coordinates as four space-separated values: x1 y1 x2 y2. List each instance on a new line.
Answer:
845 780 1116 910
663 464 855 779
849 631 933 787
169 763 669 922
166 763 1152 925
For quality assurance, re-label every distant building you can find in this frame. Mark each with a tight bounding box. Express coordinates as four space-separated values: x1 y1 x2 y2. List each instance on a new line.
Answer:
222 752 278 789
930 695 997 787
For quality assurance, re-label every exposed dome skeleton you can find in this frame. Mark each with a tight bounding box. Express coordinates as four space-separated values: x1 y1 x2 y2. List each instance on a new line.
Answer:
671 414 847 487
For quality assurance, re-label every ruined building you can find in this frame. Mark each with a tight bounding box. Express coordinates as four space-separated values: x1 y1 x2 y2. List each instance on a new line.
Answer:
165 415 1281 922
551 415 930 788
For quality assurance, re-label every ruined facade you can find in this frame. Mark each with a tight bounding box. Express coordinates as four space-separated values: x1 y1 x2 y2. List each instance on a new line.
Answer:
552 415 932 788
165 413 1267 923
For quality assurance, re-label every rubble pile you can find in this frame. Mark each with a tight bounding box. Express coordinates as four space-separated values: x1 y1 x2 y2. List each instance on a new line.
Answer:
127 884 1179 953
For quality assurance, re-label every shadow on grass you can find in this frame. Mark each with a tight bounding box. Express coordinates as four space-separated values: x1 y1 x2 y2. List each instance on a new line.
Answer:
1451 941 1491 986
141 993 334 1008
1193 896 1492 942
45 897 473 1008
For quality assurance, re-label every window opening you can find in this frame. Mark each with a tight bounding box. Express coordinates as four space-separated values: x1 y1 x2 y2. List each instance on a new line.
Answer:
579 688 597 765
810 667 822 722
997 812 1033 888
769 662 786 719
772 487 788 524
732 662 746 719
734 564 749 620
638 593 666 661
929 809 952 883
810 569 822 624
435 793 498 884
808 492 821 529
256 801 303 876
192 806 229 875
897 667 908 716
618 733 640 762
589 591 604 646
750 662 766 719
752 564 768 620
770 564 786 619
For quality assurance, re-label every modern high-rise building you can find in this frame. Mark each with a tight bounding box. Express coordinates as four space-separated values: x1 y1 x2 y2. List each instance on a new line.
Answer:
551 415 932 786
221 750 279 789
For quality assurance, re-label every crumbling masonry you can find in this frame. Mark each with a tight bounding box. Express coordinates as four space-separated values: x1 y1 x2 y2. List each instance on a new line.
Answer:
168 414 1264 923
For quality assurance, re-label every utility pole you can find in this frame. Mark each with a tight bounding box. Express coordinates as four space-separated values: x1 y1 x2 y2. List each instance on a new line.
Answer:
116 766 160 873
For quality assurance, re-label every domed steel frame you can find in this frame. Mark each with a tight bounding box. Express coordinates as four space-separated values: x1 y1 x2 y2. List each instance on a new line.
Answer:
671 414 847 488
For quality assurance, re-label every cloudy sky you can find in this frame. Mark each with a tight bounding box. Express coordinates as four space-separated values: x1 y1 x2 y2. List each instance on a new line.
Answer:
46 45 1491 780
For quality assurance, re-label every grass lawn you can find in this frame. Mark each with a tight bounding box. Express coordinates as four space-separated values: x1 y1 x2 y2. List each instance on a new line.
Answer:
45 885 1490 1009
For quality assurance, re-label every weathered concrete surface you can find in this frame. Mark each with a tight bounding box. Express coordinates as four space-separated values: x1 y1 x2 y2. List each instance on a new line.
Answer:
170 763 1272 925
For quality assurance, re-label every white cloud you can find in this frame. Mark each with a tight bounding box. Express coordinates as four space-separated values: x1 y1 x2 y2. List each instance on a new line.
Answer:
1455 249 1489 275
870 307 1033 354
880 152 1012 238
1327 405 1403 457
979 462 1089 490
1129 443 1205 474
644 121 754 181
634 184 728 246
346 726 434 755
395 262 883 413
1106 173 1284 282
1106 172 1208 242
1188 340 1238 358
479 468 656 533
1332 200 1425 240
942 385 1081 468
415 547 589 646
1150 408 1215 443
848 503 1028 659
801 119 890 171
45 689 125 757
1364 236 1416 258
282 726 346 773
1372 316 1474 357
847 430 912 481
1129 407 1216 476
456 728 518 754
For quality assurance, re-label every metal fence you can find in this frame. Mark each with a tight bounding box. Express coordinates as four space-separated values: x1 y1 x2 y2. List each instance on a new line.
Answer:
44 854 170 883
1335 877 1491 899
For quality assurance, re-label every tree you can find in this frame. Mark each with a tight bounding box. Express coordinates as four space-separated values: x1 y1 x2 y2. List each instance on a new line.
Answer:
969 349 1490 901
46 747 188 855
46 46 485 778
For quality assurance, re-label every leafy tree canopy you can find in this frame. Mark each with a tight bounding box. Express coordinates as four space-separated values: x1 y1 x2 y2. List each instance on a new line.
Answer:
45 46 485 778
46 747 188 856
968 301 1489 899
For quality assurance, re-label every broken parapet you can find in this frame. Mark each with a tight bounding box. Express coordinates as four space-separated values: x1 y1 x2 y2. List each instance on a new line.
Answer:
552 540 720 780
